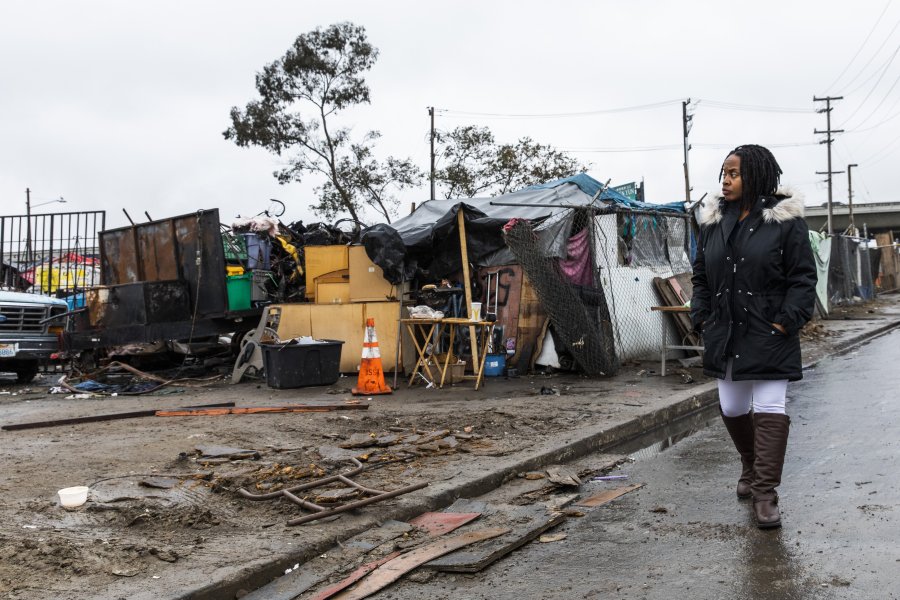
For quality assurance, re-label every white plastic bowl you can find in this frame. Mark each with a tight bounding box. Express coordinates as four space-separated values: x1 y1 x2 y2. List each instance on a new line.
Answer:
58 486 89 508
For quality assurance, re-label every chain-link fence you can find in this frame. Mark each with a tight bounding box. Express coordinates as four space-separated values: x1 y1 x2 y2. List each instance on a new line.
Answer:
503 207 693 375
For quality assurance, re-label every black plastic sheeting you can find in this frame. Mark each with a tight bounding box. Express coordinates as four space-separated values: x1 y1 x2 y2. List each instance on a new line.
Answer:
363 203 508 284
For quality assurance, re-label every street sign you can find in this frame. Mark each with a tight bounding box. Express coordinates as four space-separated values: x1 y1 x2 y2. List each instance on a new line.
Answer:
612 182 637 201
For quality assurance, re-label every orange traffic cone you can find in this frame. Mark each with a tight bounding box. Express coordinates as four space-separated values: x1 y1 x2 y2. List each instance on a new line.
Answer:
352 318 392 396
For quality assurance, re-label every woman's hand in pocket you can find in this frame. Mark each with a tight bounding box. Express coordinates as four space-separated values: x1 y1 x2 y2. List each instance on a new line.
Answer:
771 322 787 335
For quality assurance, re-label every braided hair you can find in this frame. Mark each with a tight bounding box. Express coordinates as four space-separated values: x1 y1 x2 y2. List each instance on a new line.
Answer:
719 144 782 214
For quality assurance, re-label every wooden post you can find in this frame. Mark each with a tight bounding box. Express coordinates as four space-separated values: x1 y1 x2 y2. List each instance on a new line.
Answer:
457 208 479 370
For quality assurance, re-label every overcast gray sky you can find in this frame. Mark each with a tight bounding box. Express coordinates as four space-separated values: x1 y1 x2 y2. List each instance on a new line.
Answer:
2 0 897 230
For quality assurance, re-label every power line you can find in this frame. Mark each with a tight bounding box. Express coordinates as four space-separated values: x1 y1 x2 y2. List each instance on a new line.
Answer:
437 100 681 119
844 98 900 133
438 98 814 120
848 70 900 129
694 99 814 114
826 0 892 92
840 43 900 126
561 141 817 153
837 13 900 94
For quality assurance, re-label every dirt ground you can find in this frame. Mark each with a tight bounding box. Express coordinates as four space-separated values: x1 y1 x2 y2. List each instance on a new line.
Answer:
0 296 896 600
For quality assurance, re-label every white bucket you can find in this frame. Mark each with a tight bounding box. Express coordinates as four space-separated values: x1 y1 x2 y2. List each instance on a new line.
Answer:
58 486 89 508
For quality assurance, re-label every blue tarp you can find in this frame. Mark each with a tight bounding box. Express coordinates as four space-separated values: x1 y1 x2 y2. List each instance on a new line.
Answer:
529 174 686 213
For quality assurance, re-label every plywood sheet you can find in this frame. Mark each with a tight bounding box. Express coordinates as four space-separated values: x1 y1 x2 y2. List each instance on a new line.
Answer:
409 512 481 537
349 245 395 302
575 483 644 507
331 528 509 600
241 520 411 600
510 272 547 371
273 303 313 339
306 245 349 299
310 304 365 372
425 504 565 573
316 282 351 305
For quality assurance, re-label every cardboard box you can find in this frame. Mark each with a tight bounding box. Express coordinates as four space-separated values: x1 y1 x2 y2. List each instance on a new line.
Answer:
305 245 348 299
349 245 394 302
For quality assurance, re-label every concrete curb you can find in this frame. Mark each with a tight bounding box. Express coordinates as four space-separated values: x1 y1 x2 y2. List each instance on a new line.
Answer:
188 316 900 600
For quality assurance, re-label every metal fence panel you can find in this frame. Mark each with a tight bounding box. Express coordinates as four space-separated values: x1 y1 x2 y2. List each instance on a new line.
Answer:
1 211 106 297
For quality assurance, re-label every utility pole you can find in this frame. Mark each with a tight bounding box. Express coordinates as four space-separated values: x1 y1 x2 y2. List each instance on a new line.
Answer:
847 163 858 236
682 99 693 204
814 96 844 235
25 188 32 266
428 106 436 201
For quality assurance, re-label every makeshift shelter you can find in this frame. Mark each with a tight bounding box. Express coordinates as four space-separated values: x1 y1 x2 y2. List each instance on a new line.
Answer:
362 175 689 375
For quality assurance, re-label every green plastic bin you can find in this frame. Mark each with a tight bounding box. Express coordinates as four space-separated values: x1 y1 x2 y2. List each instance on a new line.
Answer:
226 273 252 311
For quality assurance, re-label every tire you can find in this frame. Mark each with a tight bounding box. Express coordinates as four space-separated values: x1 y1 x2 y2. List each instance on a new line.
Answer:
15 361 39 384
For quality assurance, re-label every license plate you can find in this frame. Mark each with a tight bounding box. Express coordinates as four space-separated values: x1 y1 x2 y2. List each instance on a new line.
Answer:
0 344 17 357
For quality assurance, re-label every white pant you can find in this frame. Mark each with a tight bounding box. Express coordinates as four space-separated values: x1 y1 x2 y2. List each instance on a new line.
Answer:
718 359 788 417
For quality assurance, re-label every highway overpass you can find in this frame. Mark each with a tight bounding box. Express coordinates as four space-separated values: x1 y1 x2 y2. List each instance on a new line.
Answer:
804 202 900 235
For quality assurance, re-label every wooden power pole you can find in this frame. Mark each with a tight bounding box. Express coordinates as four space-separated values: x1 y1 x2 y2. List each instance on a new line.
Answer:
814 96 844 235
428 106 436 201
847 163 859 235
682 99 693 204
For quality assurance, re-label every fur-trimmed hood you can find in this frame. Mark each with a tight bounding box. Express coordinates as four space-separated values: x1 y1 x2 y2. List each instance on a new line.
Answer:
697 186 805 226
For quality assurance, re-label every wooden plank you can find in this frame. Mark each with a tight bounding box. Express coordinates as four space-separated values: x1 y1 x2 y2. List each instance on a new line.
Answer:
653 276 701 352
575 483 644 507
425 504 566 573
331 528 510 600
1 402 236 431
510 273 548 371
409 512 481 537
457 208 479 370
307 552 401 600
241 521 411 600
155 404 368 417
545 466 582 487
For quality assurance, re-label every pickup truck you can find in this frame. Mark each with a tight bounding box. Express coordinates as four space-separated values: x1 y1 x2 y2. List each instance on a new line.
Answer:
0 290 68 383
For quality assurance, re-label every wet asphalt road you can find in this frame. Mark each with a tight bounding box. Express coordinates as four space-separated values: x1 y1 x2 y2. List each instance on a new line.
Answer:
375 330 900 599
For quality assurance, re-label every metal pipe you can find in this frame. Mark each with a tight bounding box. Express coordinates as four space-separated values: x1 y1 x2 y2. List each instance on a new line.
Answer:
287 482 428 526
282 490 325 512
336 474 386 495
238 464 368 500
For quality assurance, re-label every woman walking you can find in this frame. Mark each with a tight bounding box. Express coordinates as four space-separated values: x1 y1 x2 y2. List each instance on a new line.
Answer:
691 145 817 529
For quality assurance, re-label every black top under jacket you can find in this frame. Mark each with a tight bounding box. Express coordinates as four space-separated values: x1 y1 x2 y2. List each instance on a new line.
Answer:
690 189 817 381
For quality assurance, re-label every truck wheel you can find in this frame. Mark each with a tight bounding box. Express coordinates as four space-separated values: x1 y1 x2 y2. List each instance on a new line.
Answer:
15 362 39 384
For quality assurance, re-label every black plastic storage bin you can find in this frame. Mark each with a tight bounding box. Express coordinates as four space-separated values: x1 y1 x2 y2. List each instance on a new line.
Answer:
261 340 344 389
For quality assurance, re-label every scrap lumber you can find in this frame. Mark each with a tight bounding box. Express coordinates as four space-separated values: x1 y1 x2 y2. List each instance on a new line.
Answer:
240 521 411 600
425 504 566 573
652 275 701 352
575 483 644 507
330 528 510 600
155 404 369 417
1 402 236 431
306 552 401 600
409 511 481 537
545 465 582 487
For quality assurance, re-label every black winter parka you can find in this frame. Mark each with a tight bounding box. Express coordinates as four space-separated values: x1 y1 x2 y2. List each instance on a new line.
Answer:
690 188 817 381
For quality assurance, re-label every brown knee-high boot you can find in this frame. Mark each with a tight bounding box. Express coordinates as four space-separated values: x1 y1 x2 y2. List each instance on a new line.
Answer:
720 411 756 499
751 413 790 529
